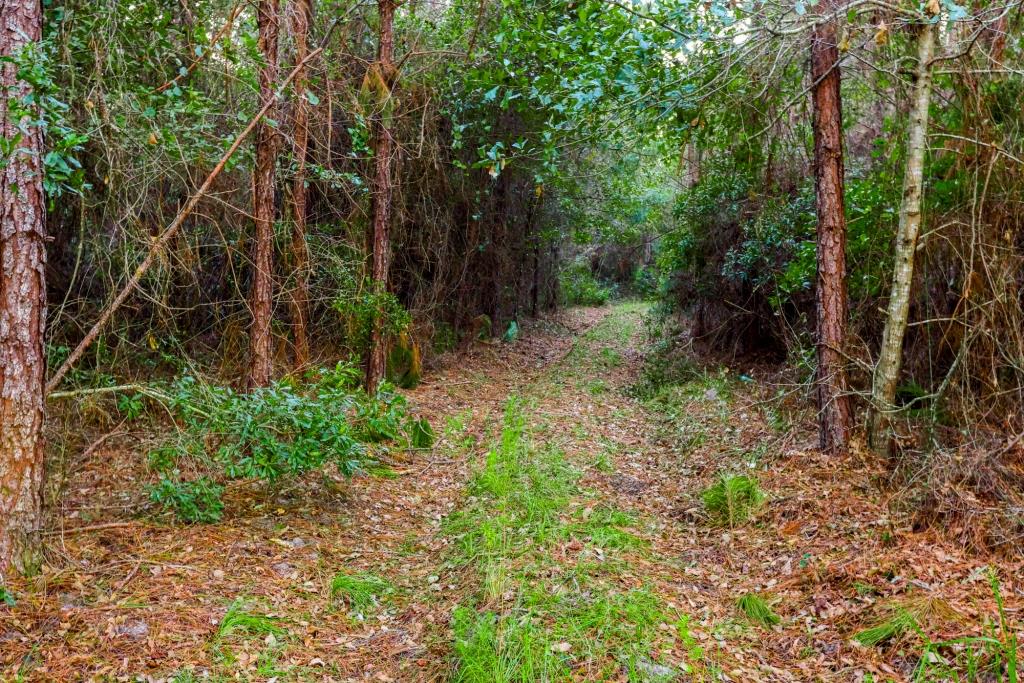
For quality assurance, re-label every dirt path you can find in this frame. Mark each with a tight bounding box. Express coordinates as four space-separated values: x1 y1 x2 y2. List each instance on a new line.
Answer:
3 303 1020 682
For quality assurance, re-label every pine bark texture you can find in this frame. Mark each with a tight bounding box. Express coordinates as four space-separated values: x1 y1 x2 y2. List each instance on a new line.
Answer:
0 0 47 575
810 9 852 453
869 22 937 449
249 0 281 389
289 0 312 370
365 0 397 390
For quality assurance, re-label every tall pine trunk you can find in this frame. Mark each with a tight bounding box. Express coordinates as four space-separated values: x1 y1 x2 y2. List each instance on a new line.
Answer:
249 0 281 389
365 0 397 390
810 5 852 453
0 0 47 576
869 20 938 450
289 0 312 370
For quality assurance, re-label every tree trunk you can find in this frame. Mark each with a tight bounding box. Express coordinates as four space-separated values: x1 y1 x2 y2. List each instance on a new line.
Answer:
248 0 281 389
289 0 312 370
868 21 937 450
810 6 852 453
365 0 397 390
684 141 700 187
0 0 47 576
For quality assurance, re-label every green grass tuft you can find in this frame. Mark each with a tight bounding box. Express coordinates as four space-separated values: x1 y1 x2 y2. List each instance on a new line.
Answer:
853 610 917 647
330 572 392 612
736 592 781 627
573 507 645 550
701 473 765 527
216 600 285 640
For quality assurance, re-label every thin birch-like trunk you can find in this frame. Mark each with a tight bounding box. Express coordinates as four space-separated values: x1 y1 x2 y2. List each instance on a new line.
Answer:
868 20 938 450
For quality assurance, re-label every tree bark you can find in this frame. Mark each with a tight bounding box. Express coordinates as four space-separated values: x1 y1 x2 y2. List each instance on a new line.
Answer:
868 21 938 450
365 0 397 390
289 0 312 370
1 0 47 576
810 5 853 453
249 0 282 389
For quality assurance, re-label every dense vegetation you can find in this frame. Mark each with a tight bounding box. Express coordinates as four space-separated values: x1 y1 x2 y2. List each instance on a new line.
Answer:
2 0 1024 678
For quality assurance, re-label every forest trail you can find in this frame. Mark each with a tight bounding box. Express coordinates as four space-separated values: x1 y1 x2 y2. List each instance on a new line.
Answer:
4 303 1017 682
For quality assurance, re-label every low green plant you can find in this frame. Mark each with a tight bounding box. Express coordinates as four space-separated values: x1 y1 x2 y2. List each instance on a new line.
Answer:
853 610 918 647
149 476 224 523
701 473 765 527
736 593 781 627
573 507 645 550
408 417 436 449
853 597 958 649
912 570 1019 682
330 572 393 612
216 600 286 640
145 362 430 521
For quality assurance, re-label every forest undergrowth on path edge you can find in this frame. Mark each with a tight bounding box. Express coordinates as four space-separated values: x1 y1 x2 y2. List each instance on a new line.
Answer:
1 303 1021 682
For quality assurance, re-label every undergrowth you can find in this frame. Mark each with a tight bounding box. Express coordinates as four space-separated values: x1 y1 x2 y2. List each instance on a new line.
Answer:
446 396 702 681
736 593 780 628
701 473 765 527
560 260 615 306
145 362 431 522
330 572 393 615
854 571 1020 682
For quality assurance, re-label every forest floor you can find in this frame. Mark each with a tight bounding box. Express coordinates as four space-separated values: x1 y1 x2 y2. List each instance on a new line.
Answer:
2 302 1022 682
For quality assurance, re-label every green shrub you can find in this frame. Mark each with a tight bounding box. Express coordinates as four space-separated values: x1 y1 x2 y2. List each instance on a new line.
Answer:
146 362 429 521
701 473 765 527
433 322 459 353
560 261 613 306
408 418 436 449
632 264 659 298
331 287 411 348
149 476 224 523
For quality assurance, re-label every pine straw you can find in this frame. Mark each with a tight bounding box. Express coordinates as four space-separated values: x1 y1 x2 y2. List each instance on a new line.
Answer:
570 315 1024 681
3 304 1023 682
899 438 1024 556
0 308 606 682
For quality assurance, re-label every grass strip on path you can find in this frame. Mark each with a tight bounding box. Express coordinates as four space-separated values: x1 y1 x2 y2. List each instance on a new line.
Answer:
443 306 704 682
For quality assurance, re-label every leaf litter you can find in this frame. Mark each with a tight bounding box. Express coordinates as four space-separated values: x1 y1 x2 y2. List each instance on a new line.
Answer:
1 303 1021 682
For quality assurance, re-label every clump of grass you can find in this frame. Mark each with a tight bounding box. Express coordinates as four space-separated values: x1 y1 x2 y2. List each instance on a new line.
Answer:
736 592 781 627
701 473 765 527
914 570 1019 681
853 610 918 647
330 572 392 612
573 507 645 550
854 597 960 648
216 600 285 640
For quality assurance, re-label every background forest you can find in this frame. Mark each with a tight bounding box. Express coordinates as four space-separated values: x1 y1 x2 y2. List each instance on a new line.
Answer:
1 0 1024 678
25 0 1022 548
